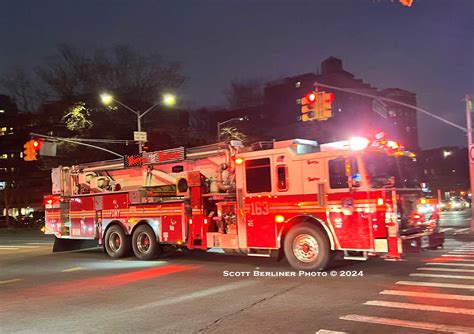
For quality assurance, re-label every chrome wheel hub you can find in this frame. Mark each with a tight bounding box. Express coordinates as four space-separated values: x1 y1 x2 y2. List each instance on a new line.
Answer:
293 234 319 263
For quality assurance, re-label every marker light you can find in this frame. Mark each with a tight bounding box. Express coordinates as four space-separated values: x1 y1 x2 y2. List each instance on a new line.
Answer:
349 137 370 151
377 198 384 206
275 215 285 223
234 157 243 165
386 140 399 150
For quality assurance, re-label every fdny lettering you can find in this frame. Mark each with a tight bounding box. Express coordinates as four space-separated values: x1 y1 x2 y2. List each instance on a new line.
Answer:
307 177 320 182
125 155 147 167
307 160 319 165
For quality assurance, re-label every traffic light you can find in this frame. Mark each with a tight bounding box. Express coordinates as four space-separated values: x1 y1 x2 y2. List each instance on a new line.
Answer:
23 139 38 161
319 92 334 121
300 91 318 122
399 0 413 7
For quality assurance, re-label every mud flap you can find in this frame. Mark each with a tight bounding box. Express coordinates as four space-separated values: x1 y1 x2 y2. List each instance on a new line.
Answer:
53 237 98 252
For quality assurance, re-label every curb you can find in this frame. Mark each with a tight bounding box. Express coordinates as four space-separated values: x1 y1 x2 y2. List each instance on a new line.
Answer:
453 231 474 242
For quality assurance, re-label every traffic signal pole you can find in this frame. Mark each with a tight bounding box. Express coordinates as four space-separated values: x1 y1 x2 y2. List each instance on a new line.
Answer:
465 95 474 232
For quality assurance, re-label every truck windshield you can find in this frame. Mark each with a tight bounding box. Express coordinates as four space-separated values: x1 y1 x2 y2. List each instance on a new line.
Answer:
363 152 421 188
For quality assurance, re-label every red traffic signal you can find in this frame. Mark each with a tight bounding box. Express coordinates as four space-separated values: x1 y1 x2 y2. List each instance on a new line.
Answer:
32 139 42 149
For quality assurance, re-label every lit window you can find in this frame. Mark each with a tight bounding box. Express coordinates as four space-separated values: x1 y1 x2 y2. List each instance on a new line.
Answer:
295 81 301 88
10 153 14 158
0 109 4 113
0 154 8 159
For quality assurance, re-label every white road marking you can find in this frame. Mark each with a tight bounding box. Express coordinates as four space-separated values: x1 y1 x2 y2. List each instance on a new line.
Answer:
442 254 474 258
440 228 452 232
0 245 38 248
450 250 474 254
0 247 20 250
364 300 474 315
380 289 474 301
61 267 84 272
315 330 347 334
26 242 53 245
409 273 474 280
426 262 474 267
396 280 474 290
418 267 474 273
127 281 256 311
0 278 23 285
457 228 471 233
340 314 474 333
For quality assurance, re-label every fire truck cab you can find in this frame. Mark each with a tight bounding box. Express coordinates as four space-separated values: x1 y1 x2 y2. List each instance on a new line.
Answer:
44 135 443 271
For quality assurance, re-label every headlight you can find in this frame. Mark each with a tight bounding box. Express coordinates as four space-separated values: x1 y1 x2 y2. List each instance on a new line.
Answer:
452 202 461 208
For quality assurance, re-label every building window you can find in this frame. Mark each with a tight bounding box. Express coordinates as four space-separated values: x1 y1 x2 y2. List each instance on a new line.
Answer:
295 81 301 88
0 127 7 136
0 109 4 113
0 154 8 160
245 158 272 193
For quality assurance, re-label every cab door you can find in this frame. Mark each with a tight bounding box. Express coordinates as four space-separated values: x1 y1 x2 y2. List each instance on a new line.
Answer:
326 156 373 250
243 157 277 248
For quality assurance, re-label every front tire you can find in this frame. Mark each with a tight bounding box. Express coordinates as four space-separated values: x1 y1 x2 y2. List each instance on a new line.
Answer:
132 225 161 260
284 223 331 271
104 225 131 258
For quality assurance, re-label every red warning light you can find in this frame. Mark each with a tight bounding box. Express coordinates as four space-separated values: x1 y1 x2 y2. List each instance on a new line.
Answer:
307 92 317 103
32 140 42 150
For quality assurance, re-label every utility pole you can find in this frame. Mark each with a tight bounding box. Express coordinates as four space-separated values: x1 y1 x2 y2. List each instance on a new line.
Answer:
465 95 474 232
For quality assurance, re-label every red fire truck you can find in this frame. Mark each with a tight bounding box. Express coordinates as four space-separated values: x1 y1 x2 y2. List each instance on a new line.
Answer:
44 134 443 270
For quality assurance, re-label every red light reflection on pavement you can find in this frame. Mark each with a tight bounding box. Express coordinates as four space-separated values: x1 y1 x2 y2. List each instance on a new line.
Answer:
0 264 197 311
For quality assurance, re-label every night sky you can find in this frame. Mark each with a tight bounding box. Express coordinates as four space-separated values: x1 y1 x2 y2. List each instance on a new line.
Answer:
1 0 472 149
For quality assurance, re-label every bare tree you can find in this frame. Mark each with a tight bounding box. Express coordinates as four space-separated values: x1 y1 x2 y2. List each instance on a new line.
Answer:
0 68 46 113
225 78 264 109
36 44 186 103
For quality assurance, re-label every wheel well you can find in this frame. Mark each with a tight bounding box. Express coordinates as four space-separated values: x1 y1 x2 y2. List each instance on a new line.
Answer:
103 220 127 238
280 216 335 251
130 220 159 241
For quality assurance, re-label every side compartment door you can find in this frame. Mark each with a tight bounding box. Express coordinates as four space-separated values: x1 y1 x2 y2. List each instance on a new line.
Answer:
244 157 276 248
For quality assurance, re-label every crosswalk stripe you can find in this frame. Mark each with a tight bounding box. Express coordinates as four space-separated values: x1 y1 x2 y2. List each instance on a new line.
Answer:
457 228 471 233
364 300 474 315
431 258 474 262
380 289 474 301
0 247 20 250
409 273 474 280
418 267 474 273
315 330 347 334
427 262 474 267
442 254 474 258
340 314 474 333
396 281 474 290
26 242 53 245
450 250 474 254
440 228 452 232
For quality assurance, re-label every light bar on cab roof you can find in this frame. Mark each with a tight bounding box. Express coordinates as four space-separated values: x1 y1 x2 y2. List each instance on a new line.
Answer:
349 137 371 151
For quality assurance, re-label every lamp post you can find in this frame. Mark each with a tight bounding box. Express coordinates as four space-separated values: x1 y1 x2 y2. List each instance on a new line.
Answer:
100 93 176 154
217 117 245 142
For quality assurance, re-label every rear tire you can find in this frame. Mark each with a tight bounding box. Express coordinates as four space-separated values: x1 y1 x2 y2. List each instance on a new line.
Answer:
284 223 331 271
132 225 161 260
104 225 131 258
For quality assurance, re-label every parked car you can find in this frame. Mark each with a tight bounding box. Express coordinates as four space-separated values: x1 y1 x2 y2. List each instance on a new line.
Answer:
440 197 467 211
0 215 20 228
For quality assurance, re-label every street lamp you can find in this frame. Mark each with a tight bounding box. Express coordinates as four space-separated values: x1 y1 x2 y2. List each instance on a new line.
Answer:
100 93 176 153
217 117 246 142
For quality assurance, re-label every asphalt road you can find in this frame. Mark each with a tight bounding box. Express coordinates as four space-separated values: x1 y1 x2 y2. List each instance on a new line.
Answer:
0 230 473 334
439 209 472 234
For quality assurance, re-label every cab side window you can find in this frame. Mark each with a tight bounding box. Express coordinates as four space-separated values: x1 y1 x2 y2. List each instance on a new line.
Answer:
246 158 271 193
276 165 288 191
329 158 358 189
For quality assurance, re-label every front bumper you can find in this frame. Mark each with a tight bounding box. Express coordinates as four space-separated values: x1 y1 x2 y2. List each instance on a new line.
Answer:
400 230 444 252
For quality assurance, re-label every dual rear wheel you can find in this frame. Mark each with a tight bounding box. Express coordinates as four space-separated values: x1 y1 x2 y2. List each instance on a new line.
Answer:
104 224 161 260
